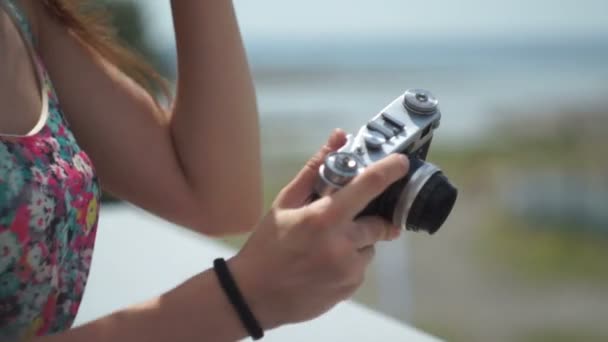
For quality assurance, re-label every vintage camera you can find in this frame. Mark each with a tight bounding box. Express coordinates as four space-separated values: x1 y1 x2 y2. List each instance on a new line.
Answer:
313 89 457 234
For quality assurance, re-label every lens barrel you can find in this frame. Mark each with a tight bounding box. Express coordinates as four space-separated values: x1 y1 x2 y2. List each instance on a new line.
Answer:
406 171 457 234
357 157 457 234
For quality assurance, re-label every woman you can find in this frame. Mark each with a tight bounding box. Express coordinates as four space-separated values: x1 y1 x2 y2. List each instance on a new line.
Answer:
0 0 408 341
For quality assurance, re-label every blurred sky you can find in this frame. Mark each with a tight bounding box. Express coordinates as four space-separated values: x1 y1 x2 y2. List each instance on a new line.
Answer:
138 0 608 46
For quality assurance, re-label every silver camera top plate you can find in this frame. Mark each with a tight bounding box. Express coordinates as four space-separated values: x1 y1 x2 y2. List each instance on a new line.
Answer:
339 89 442 166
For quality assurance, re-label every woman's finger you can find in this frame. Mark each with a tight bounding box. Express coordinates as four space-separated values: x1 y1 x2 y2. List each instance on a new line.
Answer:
349 216 399 249
318 154 409 223
274 129 347 208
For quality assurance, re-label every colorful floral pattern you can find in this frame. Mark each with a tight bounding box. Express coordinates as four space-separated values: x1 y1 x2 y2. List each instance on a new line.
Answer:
0 1 101 340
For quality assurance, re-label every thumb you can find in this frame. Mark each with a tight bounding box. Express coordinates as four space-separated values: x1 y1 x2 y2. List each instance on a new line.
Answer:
274 129 347 209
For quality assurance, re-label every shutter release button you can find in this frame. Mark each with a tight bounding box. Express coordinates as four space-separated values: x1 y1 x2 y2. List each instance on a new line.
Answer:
363 130 386 150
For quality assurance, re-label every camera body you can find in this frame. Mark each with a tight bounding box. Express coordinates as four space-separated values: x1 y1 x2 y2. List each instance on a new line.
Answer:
314 89 457 234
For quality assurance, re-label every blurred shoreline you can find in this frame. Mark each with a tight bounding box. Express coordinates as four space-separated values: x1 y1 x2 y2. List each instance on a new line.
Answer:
156 36 608 148
245 38 608 148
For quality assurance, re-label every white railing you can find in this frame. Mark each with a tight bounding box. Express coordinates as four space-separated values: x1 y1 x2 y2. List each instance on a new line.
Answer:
75 205 440 342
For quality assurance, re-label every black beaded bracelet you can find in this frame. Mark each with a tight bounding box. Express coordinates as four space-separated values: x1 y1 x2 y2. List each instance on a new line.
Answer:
213 258 264 340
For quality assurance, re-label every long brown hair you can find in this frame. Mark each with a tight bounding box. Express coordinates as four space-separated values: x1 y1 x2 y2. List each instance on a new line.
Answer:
41 0 171 106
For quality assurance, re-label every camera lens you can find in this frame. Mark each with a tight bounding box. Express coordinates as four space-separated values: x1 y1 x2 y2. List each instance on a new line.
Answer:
393 159 457 234
406 172 457 234
357 158 457 234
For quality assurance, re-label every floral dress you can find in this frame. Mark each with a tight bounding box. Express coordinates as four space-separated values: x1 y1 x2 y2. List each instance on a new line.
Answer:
0 0 101 340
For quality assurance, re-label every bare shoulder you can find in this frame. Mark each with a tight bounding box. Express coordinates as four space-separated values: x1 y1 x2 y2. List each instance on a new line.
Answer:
0 3 43 137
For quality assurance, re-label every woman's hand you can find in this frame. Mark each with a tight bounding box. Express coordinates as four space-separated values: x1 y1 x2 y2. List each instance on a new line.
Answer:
229 129 409 330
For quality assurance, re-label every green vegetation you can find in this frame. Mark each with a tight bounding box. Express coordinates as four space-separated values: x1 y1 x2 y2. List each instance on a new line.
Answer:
480 213 608 284
518 330 608 342
413 111 608 341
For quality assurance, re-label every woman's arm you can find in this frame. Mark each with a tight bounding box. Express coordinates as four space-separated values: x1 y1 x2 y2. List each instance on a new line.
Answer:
32 1 262 235
169 1 263 230
38 268 250 342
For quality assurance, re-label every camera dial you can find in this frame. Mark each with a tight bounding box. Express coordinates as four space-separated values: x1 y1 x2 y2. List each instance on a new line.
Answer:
403 89 439 115
315 152 362 197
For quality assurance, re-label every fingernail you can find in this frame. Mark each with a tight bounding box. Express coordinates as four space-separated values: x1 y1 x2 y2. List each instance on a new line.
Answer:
328 129 347 148
327 129 339 144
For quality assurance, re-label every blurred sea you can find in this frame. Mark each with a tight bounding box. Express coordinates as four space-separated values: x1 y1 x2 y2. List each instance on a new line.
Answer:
230 37 608 148
139 36 599 157
142 0 608 147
